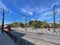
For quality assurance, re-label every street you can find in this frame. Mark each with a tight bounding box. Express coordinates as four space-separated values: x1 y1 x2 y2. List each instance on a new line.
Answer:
11 28 60 45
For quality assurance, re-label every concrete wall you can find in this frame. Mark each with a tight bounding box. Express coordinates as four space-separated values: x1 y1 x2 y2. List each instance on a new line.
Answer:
4 31 35 45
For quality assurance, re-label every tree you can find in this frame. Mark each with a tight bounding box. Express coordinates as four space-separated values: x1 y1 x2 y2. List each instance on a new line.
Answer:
41 21 47 28
17 23 24 27
57 23 60 26
11 22 24 27
25 23 30 27
29 20 34 27
11 22 17 27
50 23 57 28
32 21 37 29
29 20 42 28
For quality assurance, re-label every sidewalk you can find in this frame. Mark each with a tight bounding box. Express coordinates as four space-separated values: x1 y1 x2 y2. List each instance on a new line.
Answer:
0 30 15 45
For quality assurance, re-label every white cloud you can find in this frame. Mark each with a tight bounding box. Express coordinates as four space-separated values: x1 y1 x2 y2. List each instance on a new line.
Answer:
40 2 59 13
0 0 10 12
52 2 59 8
21 7 50 16
21 8 33 15
28 11 33 15
30 18 35 20
43 11 52 16
38 9 60 23
20 2 60 22
57 8 60 13
20 4 33 15
4 22 13 24
21 5 53 22
43 12 50 16
33 7 49 14
37 2 59 21
37 10 52 21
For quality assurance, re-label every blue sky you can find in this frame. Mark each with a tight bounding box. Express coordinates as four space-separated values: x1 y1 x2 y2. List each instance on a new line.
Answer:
0 0 60 24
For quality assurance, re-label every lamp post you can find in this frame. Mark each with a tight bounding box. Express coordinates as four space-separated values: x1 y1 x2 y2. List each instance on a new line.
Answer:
53 4 57 32
1 9 4 33
23 16 27 31
1 8 9 33
23 15 28 31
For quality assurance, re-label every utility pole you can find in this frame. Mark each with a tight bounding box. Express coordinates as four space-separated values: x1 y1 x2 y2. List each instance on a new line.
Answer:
1 9 4 33
53 4 57 32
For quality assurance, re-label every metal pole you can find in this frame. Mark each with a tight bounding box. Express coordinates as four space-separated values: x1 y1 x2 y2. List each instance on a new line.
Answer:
1 9 4 33
23 16 27 31
53 12 55 32
53 4 56 32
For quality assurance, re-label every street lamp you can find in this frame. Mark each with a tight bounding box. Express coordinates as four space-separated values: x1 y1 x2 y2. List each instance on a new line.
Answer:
1 9 4 33
53 4 57 32
23 16 27 31
1 8 9 33
23 15 28 31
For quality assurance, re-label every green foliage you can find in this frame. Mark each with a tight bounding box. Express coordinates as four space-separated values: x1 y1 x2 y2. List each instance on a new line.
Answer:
29 20 34 26
10 20 43 28
29 20 42 28
11 22 17 27
17 23 24 27
41 21 47 28
11 22 24 27
50 23 57 27
25 23 30 27
10 21 60 29
57 23 60 26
